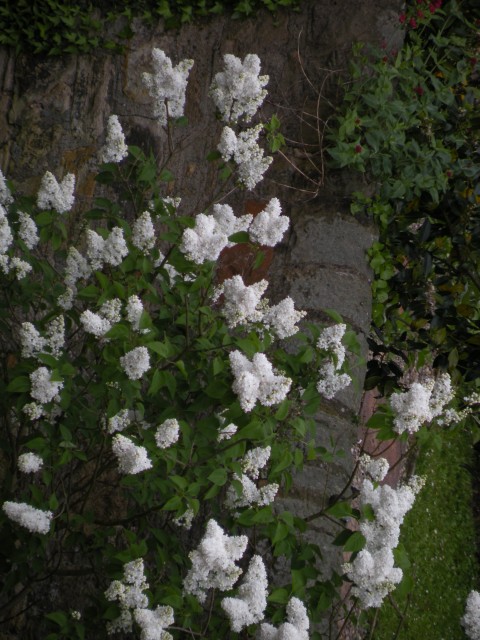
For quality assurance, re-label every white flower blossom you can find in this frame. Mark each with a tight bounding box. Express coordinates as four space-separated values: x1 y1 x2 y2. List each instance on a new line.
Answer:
17 452 43 473
344 475 424 609
112 434 152 475
221 555 268 632
248 198 289 246
105 559 149 634
17 211 39 249
218 125 272 189
0 169 13 205
242 446 271 480
65 246 91 288
30 367 63 404
107 409 131 434
359 454 389 483
100 298 122 325
180 213 228 264
259 597 309 640
0 205 13 254
217 423 238 442
37 171 75 214
80 310 111 338
100 115 128 164
132 211 156 254
20 322 47 359
155 418 180 449
22 402 44 421
390 381 433 435
126 295 147 333
134 605 175 640
120 346 150 380
212 203 252 242
86 230 105 271
229 350 291 412
57 287 75 310
210 53 268 123
316 361 351 400
46 316 65 357
9 257 32 280
317 323 347 368
180 205 251 265
183 519 248 603
462 590 480 640
343 547 403 609
143 49 194 125
225 473 278 510
103 227 128 266
216 275 268 327
263 297 306 339
173 507 195 530
2 501 53 534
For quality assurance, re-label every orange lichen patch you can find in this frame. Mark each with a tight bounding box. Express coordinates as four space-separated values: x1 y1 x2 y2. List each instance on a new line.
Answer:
216 200 273 285
63 146 96 173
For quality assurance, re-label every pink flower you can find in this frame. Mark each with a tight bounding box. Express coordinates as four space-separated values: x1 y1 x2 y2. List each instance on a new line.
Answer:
409 17 418 28
399 12 406 24
413 85 424 96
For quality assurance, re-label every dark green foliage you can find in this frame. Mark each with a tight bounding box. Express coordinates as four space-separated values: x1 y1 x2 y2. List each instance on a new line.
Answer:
328 0 480 395
0 0 302 56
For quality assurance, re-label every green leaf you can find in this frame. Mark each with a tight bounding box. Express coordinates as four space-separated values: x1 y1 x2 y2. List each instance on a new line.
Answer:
208 468 228 486
7 376 30 392
228 231 250 244
343 531 366 552
325 501 354 519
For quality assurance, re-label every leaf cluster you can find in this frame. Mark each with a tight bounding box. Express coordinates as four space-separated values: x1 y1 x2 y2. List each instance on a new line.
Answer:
0 0 302 56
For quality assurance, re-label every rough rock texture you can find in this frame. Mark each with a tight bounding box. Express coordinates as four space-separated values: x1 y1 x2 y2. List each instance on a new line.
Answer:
0 1 403 636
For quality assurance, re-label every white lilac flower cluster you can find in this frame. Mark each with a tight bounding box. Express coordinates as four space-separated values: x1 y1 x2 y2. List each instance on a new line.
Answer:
17 452 43 474
155 418 180 449
173 507 195 530
86 227 128 271
2 500 53 534
0 204 32 280
259 597 309 640
183 519 248 603
229 350 291 412
107 409 131 434
248 198 290 247
30 366 63 404
218 124 272 190
221 555 268 632
359 454 390 483
390 372 455 434
217 422 238 442
112 434 152 474
216 274 305 339
316 323 352 400
18 211 39 249
20 316 65 360
120 346 150 380
226 446 279 510
343 469 424 608
210 53 269 123
132 211 156 254
0 169 13 205
143 49 194 125
105 558 174 638
37 171 75 214
462 590 480 640
80 297 144 339
99 115 128 164
126 295 149 334
180 203 252 264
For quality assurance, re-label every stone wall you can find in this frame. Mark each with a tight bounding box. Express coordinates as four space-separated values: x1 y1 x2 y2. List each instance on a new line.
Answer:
0 1 403 636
